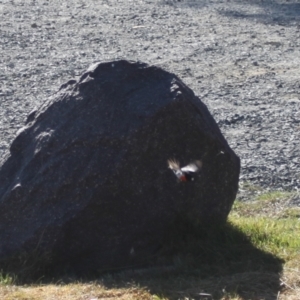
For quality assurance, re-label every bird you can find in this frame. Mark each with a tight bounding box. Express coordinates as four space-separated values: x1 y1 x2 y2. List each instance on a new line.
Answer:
167 159 202 182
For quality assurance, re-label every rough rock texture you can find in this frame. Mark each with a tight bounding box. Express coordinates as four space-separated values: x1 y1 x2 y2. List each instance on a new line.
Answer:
0 60 240 273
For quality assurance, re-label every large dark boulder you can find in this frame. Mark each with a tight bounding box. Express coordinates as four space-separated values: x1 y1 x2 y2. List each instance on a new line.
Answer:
0 60 240 275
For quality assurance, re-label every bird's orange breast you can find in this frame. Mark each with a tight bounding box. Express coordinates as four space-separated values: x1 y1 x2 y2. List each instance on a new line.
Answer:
179 175 187 182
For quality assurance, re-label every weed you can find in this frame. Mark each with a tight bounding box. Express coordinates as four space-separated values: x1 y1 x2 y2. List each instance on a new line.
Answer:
0 271 14 285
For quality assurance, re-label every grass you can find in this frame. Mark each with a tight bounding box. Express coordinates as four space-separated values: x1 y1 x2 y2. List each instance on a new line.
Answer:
0 190 300 299
0 272 14 285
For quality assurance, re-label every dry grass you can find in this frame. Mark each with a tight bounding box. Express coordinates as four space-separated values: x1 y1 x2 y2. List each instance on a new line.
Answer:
0 283 151 300
1 190 300 300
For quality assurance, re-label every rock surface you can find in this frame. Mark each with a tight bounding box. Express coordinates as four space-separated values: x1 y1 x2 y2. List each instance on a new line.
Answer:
0 60 240 274
0 0 299 200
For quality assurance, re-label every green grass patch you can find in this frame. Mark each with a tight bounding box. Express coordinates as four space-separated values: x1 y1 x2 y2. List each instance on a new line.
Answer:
1 192 300 299
231 191 300 262
255 191 293 202
229 216 300 262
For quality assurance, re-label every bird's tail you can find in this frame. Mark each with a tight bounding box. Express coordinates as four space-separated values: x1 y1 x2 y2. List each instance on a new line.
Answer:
167 159 180 170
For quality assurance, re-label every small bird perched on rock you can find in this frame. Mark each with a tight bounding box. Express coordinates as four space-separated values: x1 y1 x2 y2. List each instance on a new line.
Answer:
167 159 202 182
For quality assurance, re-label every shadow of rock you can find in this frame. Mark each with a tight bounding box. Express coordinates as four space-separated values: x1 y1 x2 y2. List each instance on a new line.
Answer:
12 219 282 300
12 218 283 300
98 220 284 300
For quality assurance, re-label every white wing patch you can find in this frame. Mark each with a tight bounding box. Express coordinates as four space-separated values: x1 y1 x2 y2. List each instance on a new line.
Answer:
181 160 202 173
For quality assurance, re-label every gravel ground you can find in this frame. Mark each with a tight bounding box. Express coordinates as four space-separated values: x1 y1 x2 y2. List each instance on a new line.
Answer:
1 0 300 200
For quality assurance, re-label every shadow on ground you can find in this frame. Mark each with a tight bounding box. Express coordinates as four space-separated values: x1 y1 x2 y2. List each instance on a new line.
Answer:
99 219 284 300
220 0 300 26
5 218 283 300
162 0 300 26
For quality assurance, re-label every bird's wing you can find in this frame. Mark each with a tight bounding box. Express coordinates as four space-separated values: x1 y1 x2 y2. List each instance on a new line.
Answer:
167 159 180 170
181 160 202 173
